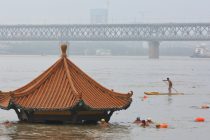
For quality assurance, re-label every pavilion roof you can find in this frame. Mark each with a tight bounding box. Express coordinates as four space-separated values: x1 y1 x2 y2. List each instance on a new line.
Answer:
0 45 132 111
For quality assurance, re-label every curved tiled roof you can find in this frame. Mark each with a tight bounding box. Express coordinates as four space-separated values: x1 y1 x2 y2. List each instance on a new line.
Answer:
0 45 132 111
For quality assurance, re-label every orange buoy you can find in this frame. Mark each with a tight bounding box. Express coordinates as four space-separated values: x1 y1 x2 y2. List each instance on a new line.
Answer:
195 117 205 122
156 123 168 128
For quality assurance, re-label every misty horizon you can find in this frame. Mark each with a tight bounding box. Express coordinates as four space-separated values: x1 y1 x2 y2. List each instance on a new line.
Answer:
0 0 210 24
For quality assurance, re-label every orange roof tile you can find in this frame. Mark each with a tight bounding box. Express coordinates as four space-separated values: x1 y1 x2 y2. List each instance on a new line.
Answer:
0 92 12 109
0 44 132 111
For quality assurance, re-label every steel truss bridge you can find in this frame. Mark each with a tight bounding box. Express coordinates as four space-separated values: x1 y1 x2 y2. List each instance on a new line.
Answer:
0 23 210 41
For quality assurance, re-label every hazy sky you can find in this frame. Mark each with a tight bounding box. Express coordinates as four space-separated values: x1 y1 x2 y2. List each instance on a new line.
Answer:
0 0 210 24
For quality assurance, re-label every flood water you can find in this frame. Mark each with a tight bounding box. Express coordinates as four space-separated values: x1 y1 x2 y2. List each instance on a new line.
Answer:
0 55 210 140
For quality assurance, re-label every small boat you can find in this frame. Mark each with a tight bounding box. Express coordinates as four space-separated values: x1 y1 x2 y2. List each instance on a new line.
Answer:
144 92 184 95
191 44 210 58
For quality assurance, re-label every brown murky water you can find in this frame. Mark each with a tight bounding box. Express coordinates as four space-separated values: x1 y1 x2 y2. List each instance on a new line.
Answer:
0 55 210 140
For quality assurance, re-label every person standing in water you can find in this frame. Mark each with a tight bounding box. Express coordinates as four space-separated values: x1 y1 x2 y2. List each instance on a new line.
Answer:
163 77 173 93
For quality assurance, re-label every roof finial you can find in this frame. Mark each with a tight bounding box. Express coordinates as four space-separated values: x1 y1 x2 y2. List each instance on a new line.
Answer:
61 44 68 57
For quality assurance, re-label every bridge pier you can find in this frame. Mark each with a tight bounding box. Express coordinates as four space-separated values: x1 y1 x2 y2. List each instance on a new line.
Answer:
148 41 160 59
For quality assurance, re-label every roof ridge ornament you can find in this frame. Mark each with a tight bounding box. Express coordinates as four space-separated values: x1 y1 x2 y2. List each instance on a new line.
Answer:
61 44 68 58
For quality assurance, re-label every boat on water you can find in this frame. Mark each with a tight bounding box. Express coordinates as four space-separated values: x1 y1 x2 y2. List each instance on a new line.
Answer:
144 92 184 95
191 44 210 58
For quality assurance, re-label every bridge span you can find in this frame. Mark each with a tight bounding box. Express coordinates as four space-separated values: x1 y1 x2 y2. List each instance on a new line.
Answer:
0 23 210 58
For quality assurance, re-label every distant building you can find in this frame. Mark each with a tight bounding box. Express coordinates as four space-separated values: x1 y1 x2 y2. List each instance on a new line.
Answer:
90 9 108 24
96 49 111 56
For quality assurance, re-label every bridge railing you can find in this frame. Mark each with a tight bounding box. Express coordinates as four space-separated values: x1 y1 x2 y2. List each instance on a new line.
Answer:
0 23 210 41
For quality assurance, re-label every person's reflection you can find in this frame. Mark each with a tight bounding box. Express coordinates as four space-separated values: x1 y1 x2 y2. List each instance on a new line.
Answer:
167 95 173 105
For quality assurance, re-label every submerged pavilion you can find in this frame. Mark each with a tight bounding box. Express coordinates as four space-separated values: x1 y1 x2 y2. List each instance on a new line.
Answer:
0 44 132 123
